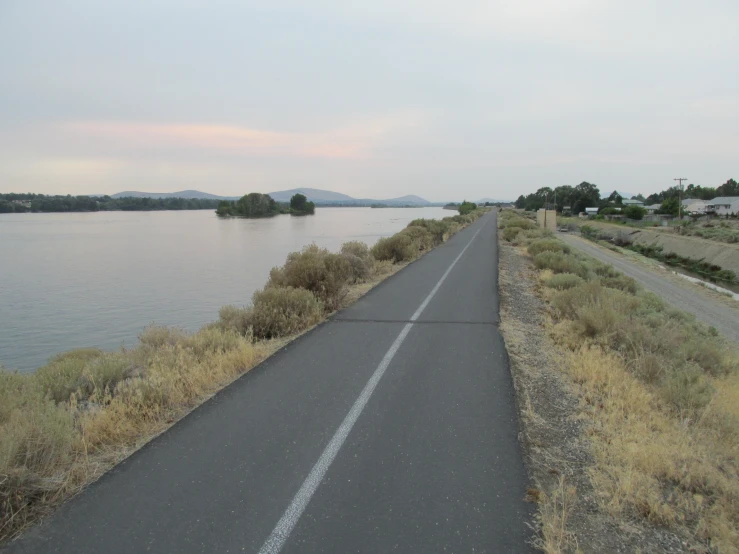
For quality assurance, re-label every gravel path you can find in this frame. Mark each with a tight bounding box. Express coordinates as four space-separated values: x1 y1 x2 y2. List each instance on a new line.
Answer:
559 233 739 344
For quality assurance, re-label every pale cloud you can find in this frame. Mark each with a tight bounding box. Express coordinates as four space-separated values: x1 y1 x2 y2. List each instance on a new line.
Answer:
0 0 737 199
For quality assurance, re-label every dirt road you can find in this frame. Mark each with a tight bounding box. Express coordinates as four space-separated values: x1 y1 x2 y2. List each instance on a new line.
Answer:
559 234 739 344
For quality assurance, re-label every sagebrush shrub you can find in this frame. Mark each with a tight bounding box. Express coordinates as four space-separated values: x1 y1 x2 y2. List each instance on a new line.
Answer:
249 286 323 339
371 234 417 263
533 251 589 278
268 244 352 310
528 239 570 256
502 226 523 242
218 305 252 335
400 226 435 252
544 273 583 290
340 241 374 283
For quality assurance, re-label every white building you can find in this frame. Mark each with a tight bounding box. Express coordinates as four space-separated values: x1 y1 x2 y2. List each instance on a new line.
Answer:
622 198 644 207
705 197 739 216
681 199 706 214
645 204 662 215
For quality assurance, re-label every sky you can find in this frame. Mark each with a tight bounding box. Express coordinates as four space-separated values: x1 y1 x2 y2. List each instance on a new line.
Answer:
1 0 737 201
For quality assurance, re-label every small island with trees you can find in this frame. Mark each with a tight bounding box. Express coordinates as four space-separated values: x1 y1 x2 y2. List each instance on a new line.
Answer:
216 192 315 218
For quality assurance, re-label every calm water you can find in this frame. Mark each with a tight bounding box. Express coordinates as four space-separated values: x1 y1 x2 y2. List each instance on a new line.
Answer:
1 207 449 372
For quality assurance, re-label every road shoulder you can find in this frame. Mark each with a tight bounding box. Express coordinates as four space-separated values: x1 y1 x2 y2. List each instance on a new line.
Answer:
499 242 694 553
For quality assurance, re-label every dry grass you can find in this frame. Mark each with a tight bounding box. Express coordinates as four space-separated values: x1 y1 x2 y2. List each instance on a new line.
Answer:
0 326 271 542
499 211 739 553
1 208 489 544
533 477 581 554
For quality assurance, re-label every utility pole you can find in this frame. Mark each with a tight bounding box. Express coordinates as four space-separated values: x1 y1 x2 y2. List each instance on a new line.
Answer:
674 177 687 221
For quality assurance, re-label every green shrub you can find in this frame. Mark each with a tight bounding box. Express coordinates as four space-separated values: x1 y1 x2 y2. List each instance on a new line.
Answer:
35 348 104 404
77 352 131 399
500 217 536 231
268 244 352 310
184 326 245 358
527 239 570 256
533 251 589 278
408 219 451 244
218 305 252 335
599 275 639 295
371 233 417 263
249 286 324 338
661 365 714 413
400 225 435 252
340 241 374 283
544 273 584 290
138 326 188 350
502 226 523 242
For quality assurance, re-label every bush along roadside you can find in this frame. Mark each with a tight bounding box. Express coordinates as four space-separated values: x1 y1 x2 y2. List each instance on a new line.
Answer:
580 224 739 284
500 209 739 553
0 208 488 544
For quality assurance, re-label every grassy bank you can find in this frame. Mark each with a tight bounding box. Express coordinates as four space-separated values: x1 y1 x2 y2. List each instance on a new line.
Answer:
500 210 739 553
0 209 488 544
579 224 738 284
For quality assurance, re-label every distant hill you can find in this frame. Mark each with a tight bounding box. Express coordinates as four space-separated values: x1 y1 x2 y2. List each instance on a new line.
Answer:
111 190 239 200
267 188 432 206
111 188 434 206
476 198 510 204
267 188 355 203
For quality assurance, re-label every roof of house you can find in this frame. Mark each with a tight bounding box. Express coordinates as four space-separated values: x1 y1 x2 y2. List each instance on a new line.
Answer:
646 204 662 210
585 207 599 211
681 198 705 206
706 197 739 205
622 199 644 205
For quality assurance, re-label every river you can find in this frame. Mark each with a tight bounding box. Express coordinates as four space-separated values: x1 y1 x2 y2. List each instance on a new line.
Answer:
0 207 450 372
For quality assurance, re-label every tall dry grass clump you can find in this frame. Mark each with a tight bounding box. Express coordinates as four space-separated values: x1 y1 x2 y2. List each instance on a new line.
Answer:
505 223 739 552
0 327 268 543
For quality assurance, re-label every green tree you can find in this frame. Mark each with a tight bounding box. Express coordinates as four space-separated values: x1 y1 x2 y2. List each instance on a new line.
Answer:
458 201 477 215
607 190 623 205
571 182 601 214
289 193 315 215
658 197 679 216
623 205 646 220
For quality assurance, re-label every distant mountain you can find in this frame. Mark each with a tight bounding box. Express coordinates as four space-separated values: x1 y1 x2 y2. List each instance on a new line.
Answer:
111 190 239 200
267 188 355 203
111 188 434 206
267 188 431 206
476 198 510 204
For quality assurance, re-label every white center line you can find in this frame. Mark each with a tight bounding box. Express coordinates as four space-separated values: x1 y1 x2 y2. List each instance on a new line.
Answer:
257 219 487 554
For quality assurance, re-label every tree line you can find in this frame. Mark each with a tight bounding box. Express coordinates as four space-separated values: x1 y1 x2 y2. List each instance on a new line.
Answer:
215 193 315 218
514 178 738 218
0 193 221 213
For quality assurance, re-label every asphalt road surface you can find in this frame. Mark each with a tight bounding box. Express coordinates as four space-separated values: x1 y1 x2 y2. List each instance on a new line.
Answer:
559 233 739 344
6 211 533 554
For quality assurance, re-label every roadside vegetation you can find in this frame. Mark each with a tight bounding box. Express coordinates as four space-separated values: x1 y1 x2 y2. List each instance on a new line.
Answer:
500 210 739 553
579 224 738 284
0 208 488 544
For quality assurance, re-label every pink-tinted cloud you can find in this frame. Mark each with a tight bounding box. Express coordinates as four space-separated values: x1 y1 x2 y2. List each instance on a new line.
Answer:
61 121 378 159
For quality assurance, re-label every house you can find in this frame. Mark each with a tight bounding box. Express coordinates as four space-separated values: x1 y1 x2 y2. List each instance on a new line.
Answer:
681 198 706 214
584 207 599 217
645 204 662 215
622 198 645 207
705 197 739 216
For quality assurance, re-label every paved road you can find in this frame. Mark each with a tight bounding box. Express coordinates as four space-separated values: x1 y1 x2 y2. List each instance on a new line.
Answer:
559 233 739 344
7 212 533 554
